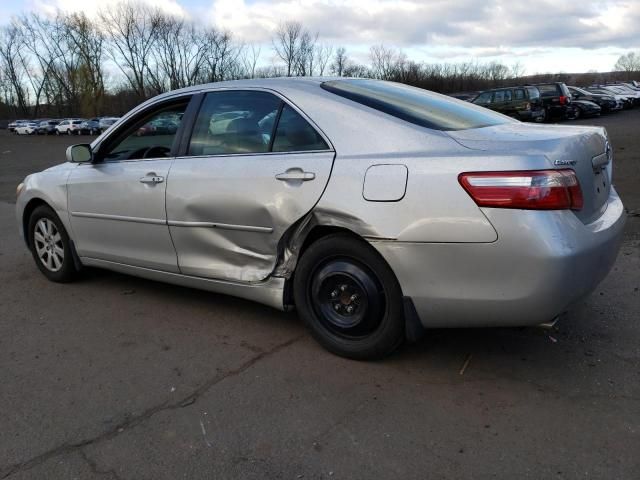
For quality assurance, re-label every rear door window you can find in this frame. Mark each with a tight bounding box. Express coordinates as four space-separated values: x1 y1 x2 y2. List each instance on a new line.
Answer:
188 91 280 156
187 90 329 156
514 89 525 100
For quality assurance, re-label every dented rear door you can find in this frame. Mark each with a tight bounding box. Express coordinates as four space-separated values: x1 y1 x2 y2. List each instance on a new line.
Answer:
165 90 335 282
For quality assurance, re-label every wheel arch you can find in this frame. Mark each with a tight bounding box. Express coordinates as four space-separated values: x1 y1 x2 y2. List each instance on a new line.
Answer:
280 220 425 343
22 198 50 248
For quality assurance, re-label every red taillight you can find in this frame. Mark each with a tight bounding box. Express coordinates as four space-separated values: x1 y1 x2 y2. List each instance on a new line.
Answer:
458 170 583 210
559 95 567 105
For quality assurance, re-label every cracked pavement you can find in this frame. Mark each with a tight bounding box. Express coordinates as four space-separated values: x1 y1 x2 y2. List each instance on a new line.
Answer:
1 110 639 479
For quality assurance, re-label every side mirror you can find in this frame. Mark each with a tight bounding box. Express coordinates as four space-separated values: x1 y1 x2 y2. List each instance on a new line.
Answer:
66 144 92 163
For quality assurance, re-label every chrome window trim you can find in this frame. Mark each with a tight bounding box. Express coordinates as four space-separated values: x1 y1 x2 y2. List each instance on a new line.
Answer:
172 149 332 161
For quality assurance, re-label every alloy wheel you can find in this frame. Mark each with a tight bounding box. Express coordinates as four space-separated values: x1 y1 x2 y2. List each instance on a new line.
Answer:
33 218 64 272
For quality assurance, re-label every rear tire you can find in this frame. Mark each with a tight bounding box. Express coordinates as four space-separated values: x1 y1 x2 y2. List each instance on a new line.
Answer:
293 233 405 359
28 205 79 283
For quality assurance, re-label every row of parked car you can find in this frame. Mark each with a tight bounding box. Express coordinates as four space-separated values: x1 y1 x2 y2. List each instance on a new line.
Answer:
8 117 121 136
452 80 640 122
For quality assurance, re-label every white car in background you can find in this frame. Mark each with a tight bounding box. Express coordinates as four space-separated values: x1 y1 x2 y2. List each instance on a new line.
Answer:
56 119 85 135
15 122 39 135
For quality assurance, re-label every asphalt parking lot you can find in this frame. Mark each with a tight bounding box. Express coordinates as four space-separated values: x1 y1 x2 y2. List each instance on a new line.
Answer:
1 112 639 479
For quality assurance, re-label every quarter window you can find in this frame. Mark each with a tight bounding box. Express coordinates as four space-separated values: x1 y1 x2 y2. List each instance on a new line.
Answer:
272 105 329 152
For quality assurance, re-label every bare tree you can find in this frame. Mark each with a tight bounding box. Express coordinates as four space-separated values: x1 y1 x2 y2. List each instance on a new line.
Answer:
0 23 29 114
272 21 318 76
273 21 301 77
65 13 106 116
147 16 210 93
242 44 261 79
316 44 333 76
369 44 400 80
614 52 640 80
200 29 243 83
99 2 162 98
330 47 348 76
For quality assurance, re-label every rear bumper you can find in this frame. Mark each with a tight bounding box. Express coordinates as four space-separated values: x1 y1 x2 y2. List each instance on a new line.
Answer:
372 189 625 328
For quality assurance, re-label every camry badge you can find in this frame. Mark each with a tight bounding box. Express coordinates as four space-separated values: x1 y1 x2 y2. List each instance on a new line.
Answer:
554 159 577 166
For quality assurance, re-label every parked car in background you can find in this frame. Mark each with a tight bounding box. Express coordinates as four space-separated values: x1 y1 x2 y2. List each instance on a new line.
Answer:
36 120 60 135
80 118 101 135
529 82 572 119
569 100 601 119
98 117 120 133
568 86 621 112
8 120 29 132
587 87 632 109
600 84 640 107
56 119 85 135
472 86 545 122
15 78 625 359
15 122 39 135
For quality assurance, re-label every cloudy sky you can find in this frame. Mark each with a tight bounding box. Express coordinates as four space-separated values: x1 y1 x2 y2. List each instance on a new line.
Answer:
4 0 639 74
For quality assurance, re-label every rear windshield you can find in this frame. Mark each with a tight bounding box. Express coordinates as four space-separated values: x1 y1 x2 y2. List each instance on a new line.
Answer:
321 79 510 131
536 84 560 97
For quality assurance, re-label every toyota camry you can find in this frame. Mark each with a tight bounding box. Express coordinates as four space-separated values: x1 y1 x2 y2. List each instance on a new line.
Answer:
16 78 625 359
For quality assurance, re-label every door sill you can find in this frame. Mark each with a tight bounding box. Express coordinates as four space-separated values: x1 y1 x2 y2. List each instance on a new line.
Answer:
80 257 285 310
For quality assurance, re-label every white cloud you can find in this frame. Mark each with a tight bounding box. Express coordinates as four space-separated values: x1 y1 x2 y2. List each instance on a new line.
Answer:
207 0 640 50
28 0 188 19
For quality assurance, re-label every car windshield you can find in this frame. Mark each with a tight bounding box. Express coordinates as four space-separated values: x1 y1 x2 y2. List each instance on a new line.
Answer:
321 79 511 131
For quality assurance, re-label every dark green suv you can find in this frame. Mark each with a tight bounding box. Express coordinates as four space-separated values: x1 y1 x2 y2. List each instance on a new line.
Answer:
472 86 545 122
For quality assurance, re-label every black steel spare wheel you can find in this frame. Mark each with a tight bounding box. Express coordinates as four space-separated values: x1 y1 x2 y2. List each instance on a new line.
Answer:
311 259 384 337
294 233 405 359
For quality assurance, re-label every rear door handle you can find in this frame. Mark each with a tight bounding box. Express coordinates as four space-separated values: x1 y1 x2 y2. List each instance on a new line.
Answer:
140 174 164 185
275 170 316 182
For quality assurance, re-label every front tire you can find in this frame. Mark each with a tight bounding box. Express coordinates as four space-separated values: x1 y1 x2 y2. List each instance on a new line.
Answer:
28 205 79 283
293 233 405 359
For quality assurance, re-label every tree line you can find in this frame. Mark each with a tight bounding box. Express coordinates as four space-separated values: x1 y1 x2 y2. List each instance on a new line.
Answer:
1 1 637 120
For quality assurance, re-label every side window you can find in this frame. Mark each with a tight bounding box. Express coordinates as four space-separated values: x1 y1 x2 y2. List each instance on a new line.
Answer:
473 92 492 105
272 105 329 152
514 89 525 100
493 90 506 102
504 90 513 101
527 87 540 99
99 100 189 162
188 91 281 156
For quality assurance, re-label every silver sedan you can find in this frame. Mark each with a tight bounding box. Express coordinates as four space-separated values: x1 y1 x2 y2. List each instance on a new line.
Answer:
15 78 625 359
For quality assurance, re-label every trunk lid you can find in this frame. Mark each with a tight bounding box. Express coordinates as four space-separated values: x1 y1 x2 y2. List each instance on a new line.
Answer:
447 123 612 224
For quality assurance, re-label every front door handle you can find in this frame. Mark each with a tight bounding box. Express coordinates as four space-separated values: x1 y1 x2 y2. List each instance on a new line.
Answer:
275 169 316 182
140 174 164 185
